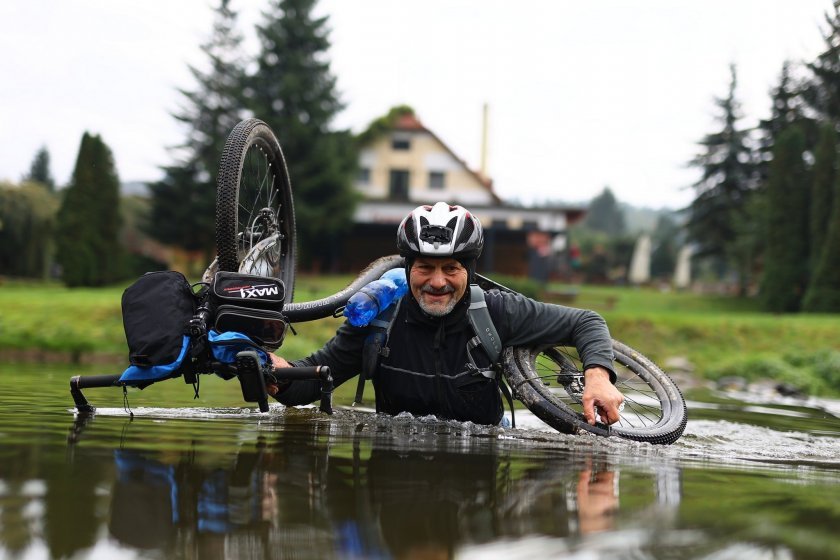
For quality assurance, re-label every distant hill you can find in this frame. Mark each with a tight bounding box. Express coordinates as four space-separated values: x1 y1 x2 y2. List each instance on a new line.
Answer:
121 181 149 197
621 204 682 234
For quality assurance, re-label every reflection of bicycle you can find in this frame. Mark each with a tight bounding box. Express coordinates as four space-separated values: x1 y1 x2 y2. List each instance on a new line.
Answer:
69 118 687 445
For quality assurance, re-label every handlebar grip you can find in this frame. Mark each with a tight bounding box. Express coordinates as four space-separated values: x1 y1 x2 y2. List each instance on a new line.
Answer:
271 366 330 381
71 374 123 389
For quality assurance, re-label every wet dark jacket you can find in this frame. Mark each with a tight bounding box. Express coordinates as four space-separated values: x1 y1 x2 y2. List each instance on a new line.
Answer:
275 289 615 425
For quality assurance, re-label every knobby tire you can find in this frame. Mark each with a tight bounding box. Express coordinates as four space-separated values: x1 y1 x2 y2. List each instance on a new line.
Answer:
216 118 297 300
503 340 687 444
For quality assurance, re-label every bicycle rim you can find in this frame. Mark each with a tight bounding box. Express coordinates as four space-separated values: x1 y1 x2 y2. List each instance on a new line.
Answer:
216 118 296 301
504 340 687 445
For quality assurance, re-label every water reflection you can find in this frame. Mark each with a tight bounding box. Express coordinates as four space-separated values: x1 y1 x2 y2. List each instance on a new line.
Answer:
46 413 668 559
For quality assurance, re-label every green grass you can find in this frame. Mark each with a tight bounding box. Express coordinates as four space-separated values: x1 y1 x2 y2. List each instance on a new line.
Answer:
2 276 838 396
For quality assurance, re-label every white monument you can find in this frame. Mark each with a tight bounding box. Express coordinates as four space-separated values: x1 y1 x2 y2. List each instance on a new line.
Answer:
628 234 651 285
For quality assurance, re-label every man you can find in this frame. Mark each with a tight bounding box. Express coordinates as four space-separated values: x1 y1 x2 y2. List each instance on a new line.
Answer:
268 202 623 426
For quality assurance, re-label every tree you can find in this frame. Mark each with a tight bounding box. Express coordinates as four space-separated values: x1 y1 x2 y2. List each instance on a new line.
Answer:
803 169 840 312
757 61 807 181
55 132 122 286
0 180 58 278
649 214 681 280
24 146 55 191
759 126 810 312
802 3 840 124
583 187 625 236
147 0 247 262
809 123 837 271
685 65 757 295
247 0 358 270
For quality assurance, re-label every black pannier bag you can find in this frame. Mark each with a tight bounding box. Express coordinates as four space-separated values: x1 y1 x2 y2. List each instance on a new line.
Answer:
210 272 287 350
122 271 196 367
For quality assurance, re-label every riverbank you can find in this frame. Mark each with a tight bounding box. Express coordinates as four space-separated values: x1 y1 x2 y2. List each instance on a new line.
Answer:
2 278 838 396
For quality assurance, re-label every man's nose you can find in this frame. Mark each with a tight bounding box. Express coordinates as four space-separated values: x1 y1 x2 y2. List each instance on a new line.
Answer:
428 268 447 288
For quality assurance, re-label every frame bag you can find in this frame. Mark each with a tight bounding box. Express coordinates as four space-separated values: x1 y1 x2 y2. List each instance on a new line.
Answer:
210 271 287 350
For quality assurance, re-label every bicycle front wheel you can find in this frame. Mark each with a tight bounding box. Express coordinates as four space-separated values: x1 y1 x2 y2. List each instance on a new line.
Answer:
503 340 687 445
216 118 296 300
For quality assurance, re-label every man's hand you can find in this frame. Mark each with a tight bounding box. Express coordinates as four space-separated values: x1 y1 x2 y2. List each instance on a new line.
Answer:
582 366 624 425
266 353 291 396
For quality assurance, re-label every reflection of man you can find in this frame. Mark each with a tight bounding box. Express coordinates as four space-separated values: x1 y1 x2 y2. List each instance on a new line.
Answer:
575 468 619 534
270 202 623 426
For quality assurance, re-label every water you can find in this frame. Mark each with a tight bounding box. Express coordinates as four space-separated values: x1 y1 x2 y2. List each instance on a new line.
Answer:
0 363 838 559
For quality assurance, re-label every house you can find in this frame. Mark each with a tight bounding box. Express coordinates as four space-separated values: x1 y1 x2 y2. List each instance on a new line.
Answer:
339 107 585 278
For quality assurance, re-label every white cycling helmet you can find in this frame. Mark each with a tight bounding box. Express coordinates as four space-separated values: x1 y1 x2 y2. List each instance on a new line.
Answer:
396 202 484 260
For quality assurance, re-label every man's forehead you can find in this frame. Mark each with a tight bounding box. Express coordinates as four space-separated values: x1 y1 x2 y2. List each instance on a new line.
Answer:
413 256 463 268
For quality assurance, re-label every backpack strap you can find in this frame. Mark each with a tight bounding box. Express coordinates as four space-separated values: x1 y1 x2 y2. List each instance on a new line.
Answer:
465 284 515 428
466 285 502 368
354 297 402 406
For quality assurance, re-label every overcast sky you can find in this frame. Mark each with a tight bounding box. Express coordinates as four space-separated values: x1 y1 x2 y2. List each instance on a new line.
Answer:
0 0 833 209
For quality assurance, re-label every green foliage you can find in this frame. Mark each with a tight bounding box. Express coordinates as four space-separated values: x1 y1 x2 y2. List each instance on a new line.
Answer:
147 0 247 259
357 105 416 145
247 0 359 269
807 123 836 269
0 181 58 278
649 214 681 279
802 171 840 311
760 126 810 312
55 132 123 287
23 146 55 191
705 351 840 396
583 187 625 236
685 65 757 295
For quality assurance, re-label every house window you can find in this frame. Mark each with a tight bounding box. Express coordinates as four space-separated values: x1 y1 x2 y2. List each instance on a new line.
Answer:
392 138 411 151
389 169 410 200
357 167 370 185
428 171 445 190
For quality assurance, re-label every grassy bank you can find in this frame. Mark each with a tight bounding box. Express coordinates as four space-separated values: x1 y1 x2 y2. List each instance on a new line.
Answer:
2 277 838 396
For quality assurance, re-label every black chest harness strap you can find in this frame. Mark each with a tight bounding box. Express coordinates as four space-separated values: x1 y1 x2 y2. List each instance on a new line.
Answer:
354 285 516 428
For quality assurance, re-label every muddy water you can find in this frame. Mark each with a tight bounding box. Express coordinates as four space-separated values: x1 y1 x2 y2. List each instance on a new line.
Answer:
0 363 838 559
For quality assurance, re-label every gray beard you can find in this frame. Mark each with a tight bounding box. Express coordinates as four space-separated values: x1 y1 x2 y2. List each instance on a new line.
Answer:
417 295 458 317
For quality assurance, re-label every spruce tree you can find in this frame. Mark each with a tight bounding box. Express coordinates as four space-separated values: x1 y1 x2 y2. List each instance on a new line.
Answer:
802 3 840 124
760 126 810 312
24 146 56 191
584 187 625 236
685 65 757 295
803 171 840 312
147 0 247 262
809 123 837 271
55 132 123 286
248 0 358 270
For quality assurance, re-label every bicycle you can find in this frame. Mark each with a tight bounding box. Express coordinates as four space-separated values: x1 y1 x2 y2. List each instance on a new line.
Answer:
70 118 687 445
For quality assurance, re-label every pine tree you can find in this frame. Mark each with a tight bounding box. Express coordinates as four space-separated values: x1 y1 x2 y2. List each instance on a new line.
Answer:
685 65 757 295
147 0 247 261
248 0 358 270
55 132 123 286
803 169 840 312
760 126 810 312
583 187 625 236
24 146 56 191
809 123 837 271
757 61 806 181
802 3 840 124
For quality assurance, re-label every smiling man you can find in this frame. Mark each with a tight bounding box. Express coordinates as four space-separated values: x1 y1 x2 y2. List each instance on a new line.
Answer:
269 202 623 426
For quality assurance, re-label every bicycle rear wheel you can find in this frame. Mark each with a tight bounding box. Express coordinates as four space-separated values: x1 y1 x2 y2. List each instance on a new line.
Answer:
503 340 687 445
216 119 296 300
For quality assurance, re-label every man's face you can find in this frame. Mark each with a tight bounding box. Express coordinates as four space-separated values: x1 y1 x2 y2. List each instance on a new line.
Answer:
409 257 469 317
